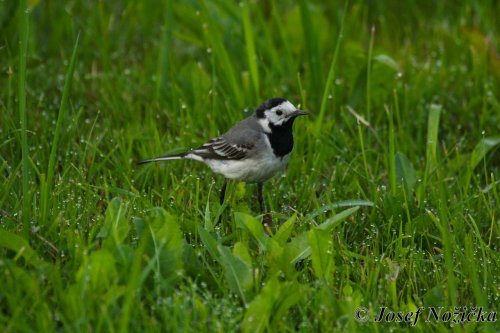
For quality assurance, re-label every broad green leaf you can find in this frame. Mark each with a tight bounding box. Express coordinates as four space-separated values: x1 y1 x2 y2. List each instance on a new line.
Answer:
0 229 43 266
76 249 117 292
235 212 268 249
218 245 253 303
235 212 282 256
97 197 129 245
233 242 253 267
144 208 184 278
272 281 304 323
469 137 500 171
317 206 359 231
242 277 280 333
273 213 297 246
395 152 417 191
283 207 359 267
308 228 334 283
197 226 220 261
243 278 304 332
284 233 311 265
308 200 372 220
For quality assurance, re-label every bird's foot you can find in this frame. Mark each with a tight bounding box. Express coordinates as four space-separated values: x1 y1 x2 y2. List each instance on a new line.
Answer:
262 213 272 235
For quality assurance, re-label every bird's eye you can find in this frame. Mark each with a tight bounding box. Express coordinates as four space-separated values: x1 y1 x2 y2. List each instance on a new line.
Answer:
276 110 283 116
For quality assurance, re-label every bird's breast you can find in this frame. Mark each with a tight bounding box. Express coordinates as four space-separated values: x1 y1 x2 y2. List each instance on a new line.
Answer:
266 122 295 157
205 152 290 183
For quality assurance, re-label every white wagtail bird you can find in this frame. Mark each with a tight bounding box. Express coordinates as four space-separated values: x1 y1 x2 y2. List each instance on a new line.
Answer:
138 98 308 228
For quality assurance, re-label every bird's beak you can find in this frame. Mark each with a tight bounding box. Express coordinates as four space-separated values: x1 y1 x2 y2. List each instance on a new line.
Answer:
290 110 309 118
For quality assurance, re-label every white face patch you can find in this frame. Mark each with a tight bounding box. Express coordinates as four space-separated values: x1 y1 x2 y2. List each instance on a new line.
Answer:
259 101 297 129
258 117 271 133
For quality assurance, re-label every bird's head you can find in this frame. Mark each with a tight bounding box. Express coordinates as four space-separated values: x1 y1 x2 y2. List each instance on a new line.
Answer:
255 98 308 132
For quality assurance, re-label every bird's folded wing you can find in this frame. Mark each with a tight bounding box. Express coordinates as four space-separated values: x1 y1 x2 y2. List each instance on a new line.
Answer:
192 137 253 160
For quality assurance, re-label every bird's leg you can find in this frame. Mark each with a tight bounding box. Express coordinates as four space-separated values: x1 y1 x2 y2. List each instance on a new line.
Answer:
220 179 228 206
217 179 228 225
258 182 272 232
257 182 264 212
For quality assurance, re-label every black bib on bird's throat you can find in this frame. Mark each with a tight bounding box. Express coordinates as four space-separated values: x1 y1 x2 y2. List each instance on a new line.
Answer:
266 118 296 158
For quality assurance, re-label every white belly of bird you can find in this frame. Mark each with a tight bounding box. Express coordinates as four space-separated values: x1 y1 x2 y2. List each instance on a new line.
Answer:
205 153 291 183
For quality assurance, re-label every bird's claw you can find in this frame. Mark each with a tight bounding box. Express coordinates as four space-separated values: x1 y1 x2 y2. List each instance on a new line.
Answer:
263 213 272 235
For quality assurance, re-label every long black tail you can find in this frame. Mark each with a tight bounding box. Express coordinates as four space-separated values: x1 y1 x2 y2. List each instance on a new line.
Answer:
136 152 187 165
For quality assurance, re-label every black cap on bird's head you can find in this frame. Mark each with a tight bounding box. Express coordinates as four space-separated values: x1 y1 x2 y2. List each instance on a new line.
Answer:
254 97 308 129
255 98 288 119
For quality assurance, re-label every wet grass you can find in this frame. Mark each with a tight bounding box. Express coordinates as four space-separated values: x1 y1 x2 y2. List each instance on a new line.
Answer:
1 1 499 332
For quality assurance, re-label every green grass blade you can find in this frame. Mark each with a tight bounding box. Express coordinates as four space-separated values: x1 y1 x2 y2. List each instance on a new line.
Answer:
307 200 372 220
0 229 43 266
155 3 173 101
366 25 375 122
464 233 487 306
386 105 397 195
420 104 442 203
18 0 30 234
427 209 457 306
41 34 80 223
465 136 500 190
395 152 416 191
298 0 321 101
201 0 242 106
315 0 348 131
119 235 148 333
469 137 500 171
242 0 259 100
316 206 359 231
426 104 442 162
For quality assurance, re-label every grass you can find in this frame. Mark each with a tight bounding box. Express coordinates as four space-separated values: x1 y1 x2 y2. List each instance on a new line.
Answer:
17 0 29 236
1 0 499 332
